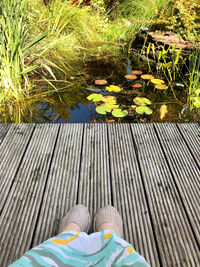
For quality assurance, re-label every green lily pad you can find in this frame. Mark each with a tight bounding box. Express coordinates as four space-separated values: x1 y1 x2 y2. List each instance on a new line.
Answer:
136 106 153 115
87 93 103 102
96 105 111 114
112 109 128 118
133 97 151 105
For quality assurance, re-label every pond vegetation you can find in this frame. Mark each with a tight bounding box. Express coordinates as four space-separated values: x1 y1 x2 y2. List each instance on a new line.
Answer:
0 0 199 122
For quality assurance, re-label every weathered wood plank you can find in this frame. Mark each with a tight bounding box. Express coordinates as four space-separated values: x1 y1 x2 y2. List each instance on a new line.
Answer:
0 124 59 266
0 124 10 145
77 124 112 220
108 124 160 267
0 124 35 212
155 123 200 241
32 124 84 247
131 124 199 267
177 123 199 168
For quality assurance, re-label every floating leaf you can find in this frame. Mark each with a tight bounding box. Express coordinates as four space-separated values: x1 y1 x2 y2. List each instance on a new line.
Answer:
95 79 107 85
155 84 168 90
160 104 167 119
136 106 153 115
87 93 103 102
112 109 128 118
131 105 137 109
133 97 151 105
132 70 143 75
102 96 117 103
106 85 122 92
104 103 119 109
125 74 137 80
96 105 111 114
151 78 165 85
141 74 154 80
132 83 142 88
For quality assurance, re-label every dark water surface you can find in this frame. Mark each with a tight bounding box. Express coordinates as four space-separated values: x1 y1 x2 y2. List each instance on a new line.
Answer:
34 59 199 123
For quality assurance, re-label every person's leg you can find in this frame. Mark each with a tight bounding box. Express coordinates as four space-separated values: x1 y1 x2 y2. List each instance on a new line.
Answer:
94 206 124 237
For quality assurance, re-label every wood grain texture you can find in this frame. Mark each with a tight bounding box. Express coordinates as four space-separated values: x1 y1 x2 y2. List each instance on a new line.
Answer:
32 124 83 246
77 124 112 220
154 123 200 242
0 124 59 266
0 124 35 213
177 123 199 168
0 124 10 145
131 123 199 267
108 124 160 266
0 123 199 267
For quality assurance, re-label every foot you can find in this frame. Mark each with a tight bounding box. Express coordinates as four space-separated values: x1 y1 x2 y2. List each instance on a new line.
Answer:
58 205 91 234
94 206 124 238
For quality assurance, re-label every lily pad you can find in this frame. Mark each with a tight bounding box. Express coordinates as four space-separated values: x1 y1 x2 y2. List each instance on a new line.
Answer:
102 96 117 103
132 83 142 88
136 106 153 115
133 97 151 105
132 70 143 75
155 84 168 90
131 105 137 109
96 105 111 114
112 109 128 118
151 78 165 85
141 74 154 80
87 93 103 102
95 79 107 85
104 103 119 109
125 74 137 80
106 85 122 92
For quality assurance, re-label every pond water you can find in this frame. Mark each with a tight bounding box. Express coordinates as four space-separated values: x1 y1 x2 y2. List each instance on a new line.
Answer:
32 58 199 123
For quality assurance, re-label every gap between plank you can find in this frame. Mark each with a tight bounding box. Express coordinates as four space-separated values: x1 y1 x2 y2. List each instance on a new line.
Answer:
76 124 85 204
29 124 61 249
175 124 199 170
153 124 200 250
106 125 114 206
0 125 36 216
129 124 163 267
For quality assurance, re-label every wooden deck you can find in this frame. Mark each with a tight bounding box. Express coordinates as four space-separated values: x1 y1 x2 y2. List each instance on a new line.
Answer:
0 123 199 267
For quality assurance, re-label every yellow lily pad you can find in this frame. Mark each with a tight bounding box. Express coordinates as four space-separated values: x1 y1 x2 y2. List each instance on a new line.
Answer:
131 105 137 109
141 74 154 80
155 84 168 90
87 93 103 102
133 97 151 105
106 85 122 92
104 103 119 109
151 79 165 85
102 96 117 103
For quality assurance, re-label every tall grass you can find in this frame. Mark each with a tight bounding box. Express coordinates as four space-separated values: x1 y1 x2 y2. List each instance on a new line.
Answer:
0 0 48 122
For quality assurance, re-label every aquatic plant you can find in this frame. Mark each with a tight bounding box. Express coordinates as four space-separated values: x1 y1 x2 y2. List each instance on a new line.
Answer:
112 109 128 117
187 50 200 109
106 85 122 92
160 104 168 119
0 0 50 122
